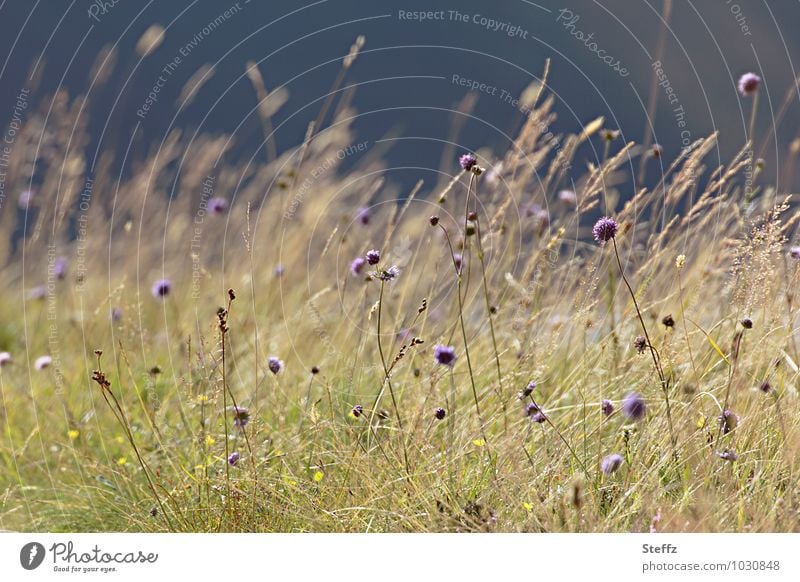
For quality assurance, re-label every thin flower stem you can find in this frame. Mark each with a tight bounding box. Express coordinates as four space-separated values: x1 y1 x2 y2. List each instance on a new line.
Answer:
611 238 678 458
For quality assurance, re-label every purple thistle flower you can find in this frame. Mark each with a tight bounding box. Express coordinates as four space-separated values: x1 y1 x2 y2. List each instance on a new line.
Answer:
525 402 540 417
759 380 772 394
274 265 285 278
633 336 647 354
434 407 446 420
740 317 753 329
366 249 381 265
519 381 536 400
230 406 250 428
601 453 624 474
377 265 400 281
790 246 800 261
622 392 646 421
53 256 69 280
267 356 283 375
208 197 229 214
718 409 739 435
110 307 123 322
28 286 46 301
717 449 738 462
0 352 12 367
356 207 370 225
530 410 547 424
601 399 614 417
453 253 463 273
34 355 53 370
592 217 618 244
151 278 172 299
351 404 363 418
228 451 240 466
350 256 366 276
434 344 457 367
738 72 761 97
459 153 477 172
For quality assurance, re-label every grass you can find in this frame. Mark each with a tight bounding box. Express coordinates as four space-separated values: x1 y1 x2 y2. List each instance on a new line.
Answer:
0 42 798 533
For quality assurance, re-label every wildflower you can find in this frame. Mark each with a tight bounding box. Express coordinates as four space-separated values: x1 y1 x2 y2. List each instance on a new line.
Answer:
19 190 34 209
718 409 739 435
110 307 123 322
737 72 761 97
459 153 477 172
0 352 11 367
601 399 614 417
34 355 53 370
230 406 250 427
53 257 68 280
366 249 381 265
740 317 753 329
530 410 547 424
759 380 771 393
464 221 476 236
350 256 366 276
717 449 738 462
633 336 647 354
434 407 446 420
268 356 283 375
351 404 363 418
356 207 370 225
661 314 675 328
592 217 618 244
453 253 463 273
433 344 457 367
376 265 400 281
790 246 800 261
67 429 80 440
274 265 285 278
151 278 172 299
519 381 536 400
600 453 624 474
28 286 46 301
622 392 646 421
429 215 439 226
676 254 686 269
208 197 228 214
525 402 540 417
311 366 320 375
558 189 577 206
228 451 240 466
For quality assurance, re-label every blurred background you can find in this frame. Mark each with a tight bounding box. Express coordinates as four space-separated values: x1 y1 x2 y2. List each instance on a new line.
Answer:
0 0 798 198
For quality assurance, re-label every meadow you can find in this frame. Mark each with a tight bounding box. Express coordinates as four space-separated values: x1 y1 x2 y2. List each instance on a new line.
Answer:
0 38 798 533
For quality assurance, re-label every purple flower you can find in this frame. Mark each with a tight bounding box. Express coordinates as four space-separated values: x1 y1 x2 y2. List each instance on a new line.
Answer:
601 399 614 417
738 72 761 97
110 307 123 322
558 189 577 206
434 344 457 367
434 407 446 420
519 381 536 400
28 286 46 301
366 249 381 265
525 402 542 418
717 449 738 462
459 153 477 172
53 257 68 280
230 406 250 427
633 336 647 354
274 265 285 278
377 265 400 281
740 317 753 329
592 217 618 244
759 380 772 394
352 404 364 418
453 253 463 273
151 278 172 299
0 352 12 367
790 246 800 261
34 355 53 370
718 409 739 435
268 356 283 375
350 256 366 276
601 453 624 474
208 197 228 214
622 392 646 421
530 410 547 423
18 190 34 209
356 207 370 225
228 451 240 466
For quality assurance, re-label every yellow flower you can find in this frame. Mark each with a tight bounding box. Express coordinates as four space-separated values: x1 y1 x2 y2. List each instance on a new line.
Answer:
116 457 127 466
205 435 215 447
313 471 324 482
676 254 686 270
523 502 533 512
472 438 486 448
197 394 209 403
67 430 80 440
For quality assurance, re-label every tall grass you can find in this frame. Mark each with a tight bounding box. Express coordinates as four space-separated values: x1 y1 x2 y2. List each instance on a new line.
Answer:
0 43 798 533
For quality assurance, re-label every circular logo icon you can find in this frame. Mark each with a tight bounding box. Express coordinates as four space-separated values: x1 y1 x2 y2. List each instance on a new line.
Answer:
20 542 46 570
